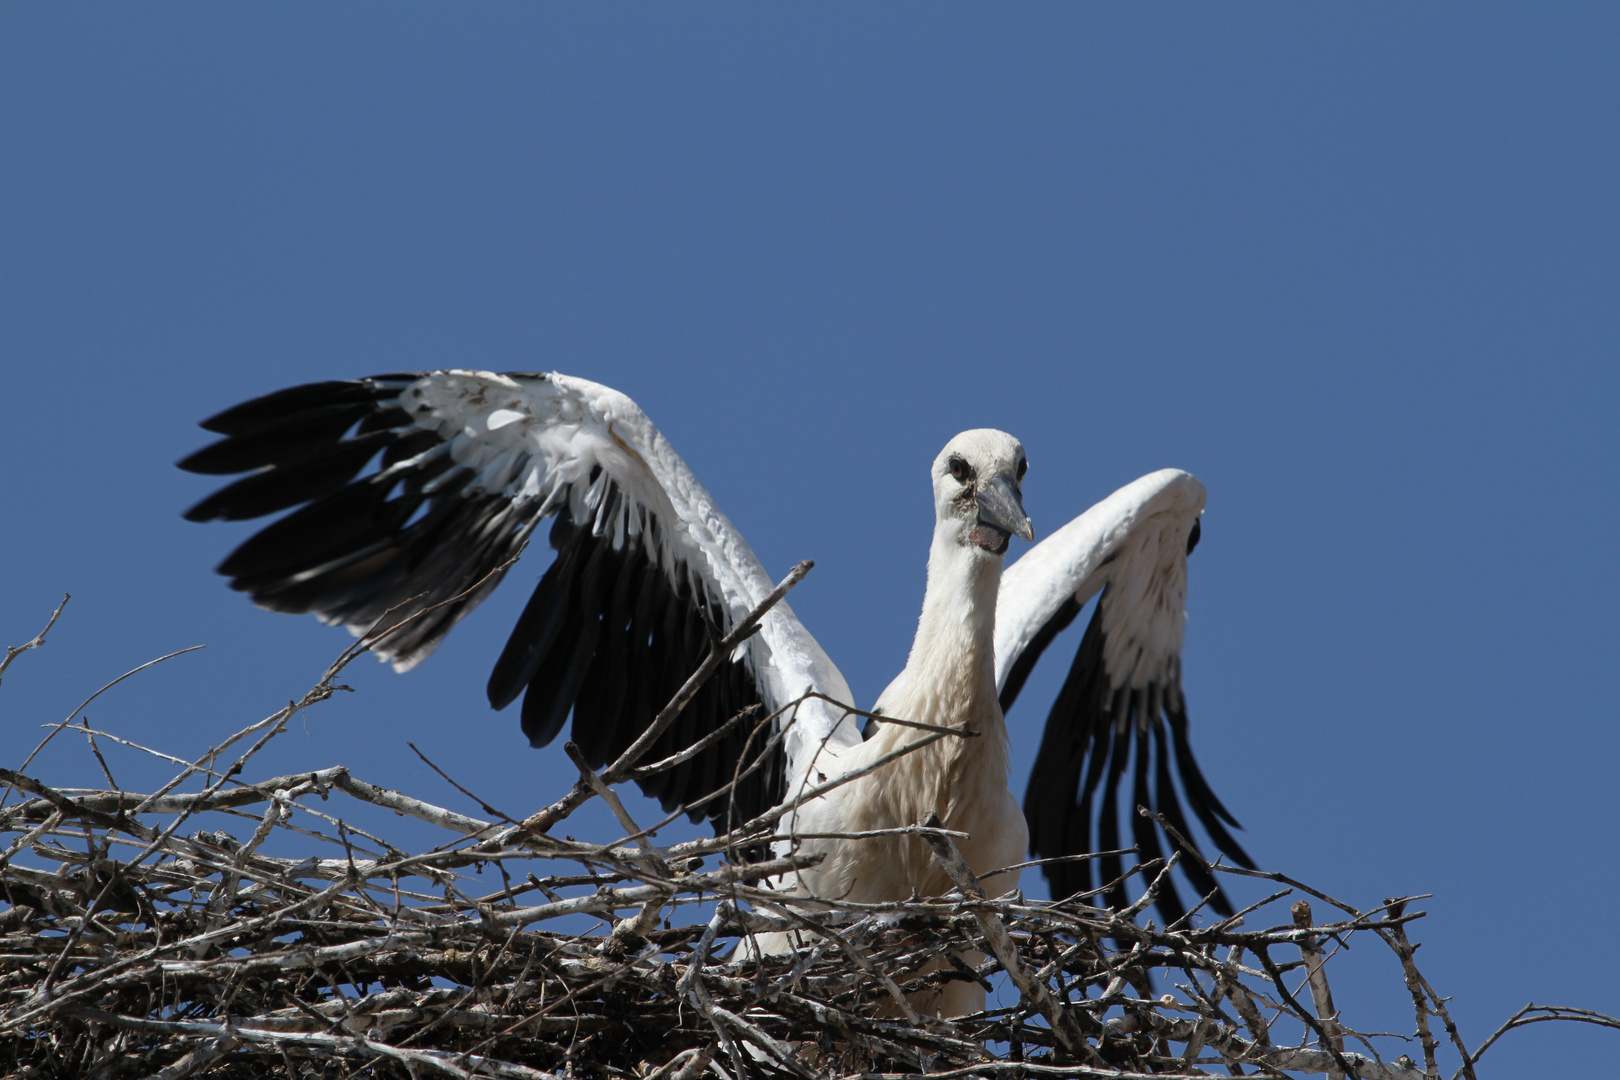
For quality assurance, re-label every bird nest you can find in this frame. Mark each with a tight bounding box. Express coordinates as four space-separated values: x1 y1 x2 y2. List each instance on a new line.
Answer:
0 600 1608 1080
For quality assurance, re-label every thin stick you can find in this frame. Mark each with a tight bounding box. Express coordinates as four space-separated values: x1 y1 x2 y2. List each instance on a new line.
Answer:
1292 899 1345 1077
0 593 69 686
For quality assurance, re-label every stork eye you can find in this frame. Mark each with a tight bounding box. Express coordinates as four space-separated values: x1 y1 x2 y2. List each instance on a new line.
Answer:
947 456 974 484
1016 457 1027 481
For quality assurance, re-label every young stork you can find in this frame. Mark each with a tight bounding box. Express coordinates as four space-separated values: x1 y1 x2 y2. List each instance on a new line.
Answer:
181 370 1254 1014
777 429 1033 911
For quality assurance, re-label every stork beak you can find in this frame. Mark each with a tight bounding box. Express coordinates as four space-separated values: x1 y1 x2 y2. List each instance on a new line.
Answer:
974 474 1034 545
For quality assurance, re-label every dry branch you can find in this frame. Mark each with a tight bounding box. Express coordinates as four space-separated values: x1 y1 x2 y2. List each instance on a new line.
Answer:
0 598 1613 1079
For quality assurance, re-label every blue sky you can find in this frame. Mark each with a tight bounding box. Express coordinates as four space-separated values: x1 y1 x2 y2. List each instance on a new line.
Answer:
3 6 1616 1073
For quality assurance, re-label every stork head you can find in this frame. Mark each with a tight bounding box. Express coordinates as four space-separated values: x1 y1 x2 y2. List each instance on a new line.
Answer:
931 429 1034 556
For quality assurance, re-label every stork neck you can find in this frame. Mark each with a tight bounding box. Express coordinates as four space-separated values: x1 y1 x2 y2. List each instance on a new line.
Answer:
839 518 1013 893
899 525 1005 729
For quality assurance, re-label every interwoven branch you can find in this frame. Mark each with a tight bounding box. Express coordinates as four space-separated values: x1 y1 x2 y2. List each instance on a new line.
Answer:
0 599 1610 1079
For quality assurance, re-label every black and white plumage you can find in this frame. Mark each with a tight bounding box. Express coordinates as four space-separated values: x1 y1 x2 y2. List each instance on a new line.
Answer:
181 370 1251 940
180 371 857 836
995 470 1255 921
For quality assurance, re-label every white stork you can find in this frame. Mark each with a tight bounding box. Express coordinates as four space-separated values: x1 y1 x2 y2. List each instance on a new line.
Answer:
181 370 1253 1014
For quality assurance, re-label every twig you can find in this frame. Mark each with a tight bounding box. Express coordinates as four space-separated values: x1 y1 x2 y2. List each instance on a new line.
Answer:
1463 1003 1620 1076
6 644 207 806
0 592 69 686
1293 900 1345 1078
1384 897 1440 1077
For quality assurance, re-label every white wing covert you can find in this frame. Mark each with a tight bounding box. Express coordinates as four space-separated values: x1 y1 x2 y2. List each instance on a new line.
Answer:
181 370 857 840
994 469 1253 921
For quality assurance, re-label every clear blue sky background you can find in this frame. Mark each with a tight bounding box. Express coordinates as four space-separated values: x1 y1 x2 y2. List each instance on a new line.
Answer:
3 6 1616 1074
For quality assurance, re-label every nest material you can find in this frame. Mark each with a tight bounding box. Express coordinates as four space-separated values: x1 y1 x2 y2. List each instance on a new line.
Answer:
0 597 1609 1079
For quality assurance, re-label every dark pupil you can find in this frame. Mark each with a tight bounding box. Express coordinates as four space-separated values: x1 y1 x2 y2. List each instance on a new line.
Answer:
950 457 970 482
1016 458 1027 480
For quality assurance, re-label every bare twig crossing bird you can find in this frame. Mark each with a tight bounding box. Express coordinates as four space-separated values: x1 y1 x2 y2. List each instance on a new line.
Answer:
181 370 1253 1013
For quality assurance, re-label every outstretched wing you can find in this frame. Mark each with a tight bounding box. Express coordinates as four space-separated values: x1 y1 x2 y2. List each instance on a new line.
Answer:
994 469 1253 923
181 370 859 837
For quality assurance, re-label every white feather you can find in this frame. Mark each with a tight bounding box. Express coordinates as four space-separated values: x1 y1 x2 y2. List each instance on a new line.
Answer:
995 468 1205 694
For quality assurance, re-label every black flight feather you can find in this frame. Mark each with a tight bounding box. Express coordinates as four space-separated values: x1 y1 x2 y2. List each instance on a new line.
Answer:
181 374 788 855
1016 587 1252 923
